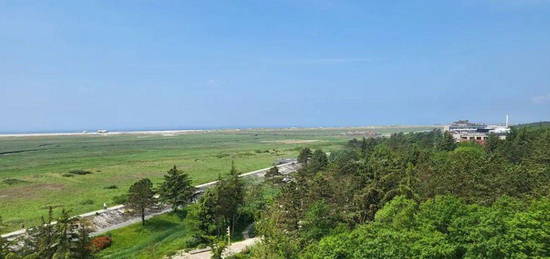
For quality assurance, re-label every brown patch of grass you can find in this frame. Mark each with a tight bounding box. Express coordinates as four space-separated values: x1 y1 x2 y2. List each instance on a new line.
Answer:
0 183 65 199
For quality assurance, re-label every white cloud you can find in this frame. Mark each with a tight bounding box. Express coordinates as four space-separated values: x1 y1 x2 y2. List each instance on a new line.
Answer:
532 94 550 104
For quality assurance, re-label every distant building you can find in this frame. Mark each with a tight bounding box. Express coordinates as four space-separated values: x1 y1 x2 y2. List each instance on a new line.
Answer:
97 129 108 134
444 117 510 143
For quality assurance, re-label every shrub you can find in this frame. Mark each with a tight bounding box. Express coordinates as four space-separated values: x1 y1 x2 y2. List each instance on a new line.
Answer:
216 153 230 158
182 235 202 248
2 178 28 185
80 199 95 205
88 236 112 253
62 173 74 177
104 185 118 189
68 169 93 175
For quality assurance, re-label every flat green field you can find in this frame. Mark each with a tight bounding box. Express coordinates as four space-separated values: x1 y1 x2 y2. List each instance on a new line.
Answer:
97 212 195 259
0 127 435 232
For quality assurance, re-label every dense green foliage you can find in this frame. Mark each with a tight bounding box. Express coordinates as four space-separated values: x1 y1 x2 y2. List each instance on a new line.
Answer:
158 166 196 211
126 178 156 225
194 163 245 238
303 196 550 258
3 208 92 259
251 128 550 258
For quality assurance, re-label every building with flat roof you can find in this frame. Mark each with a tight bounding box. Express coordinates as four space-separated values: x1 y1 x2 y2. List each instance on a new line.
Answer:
444 117 510 143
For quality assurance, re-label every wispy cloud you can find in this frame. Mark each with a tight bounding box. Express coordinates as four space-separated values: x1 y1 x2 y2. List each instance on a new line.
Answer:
532 94 550 104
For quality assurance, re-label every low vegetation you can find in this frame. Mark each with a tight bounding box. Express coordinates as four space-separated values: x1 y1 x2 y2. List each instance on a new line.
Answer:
0 128 369 232
97 212 194 259
68 170 93 176
1 178 28 185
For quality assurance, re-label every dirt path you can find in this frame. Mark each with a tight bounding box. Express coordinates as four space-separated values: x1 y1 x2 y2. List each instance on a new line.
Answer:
172 237 261 259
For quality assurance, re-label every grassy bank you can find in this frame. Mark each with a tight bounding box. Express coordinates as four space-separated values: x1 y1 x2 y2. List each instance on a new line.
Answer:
97 212 193 258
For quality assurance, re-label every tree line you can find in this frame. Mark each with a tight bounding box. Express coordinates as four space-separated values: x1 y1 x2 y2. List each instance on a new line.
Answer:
247 127 550 258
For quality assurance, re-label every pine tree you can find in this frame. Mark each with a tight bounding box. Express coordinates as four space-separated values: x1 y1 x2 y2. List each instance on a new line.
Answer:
126 178 156 225
437 131 457 151
23 207 58 258
485 133 501 153
19 208 92 258
71 219 93 258
298 147 313 166
159 166 196 211
310 149 328 171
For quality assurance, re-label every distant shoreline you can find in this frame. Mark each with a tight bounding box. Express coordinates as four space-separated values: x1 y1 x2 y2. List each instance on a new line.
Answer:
0 125 440 138
0 129 209 138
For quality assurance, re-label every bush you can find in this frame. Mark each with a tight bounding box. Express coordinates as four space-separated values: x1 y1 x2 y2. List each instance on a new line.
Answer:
104 185 118 189
2 178 28 185
80 199 95 205
68 169 93 175
88 236 112 253
182 235 202 248
216 153 230 158
62 173 74 177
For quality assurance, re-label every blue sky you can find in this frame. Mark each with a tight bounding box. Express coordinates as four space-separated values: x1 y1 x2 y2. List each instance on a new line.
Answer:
1 0 550 132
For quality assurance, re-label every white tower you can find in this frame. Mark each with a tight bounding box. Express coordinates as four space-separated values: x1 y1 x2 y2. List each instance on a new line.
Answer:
506 114 509 128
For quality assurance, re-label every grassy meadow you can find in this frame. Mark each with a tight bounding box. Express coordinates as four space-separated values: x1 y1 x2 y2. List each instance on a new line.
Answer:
97 212 194 259
0 127 436 232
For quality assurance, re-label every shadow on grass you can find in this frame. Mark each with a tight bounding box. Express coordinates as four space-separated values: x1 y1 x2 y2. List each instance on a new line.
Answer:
174 209 188 220
143 218 179 231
